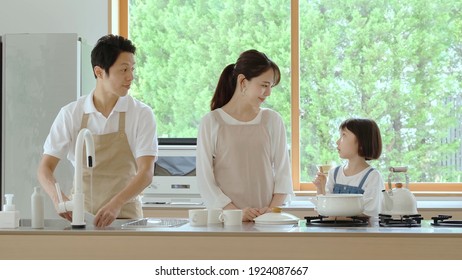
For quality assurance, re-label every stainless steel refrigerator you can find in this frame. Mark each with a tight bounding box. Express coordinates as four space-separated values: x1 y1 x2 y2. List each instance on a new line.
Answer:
1 33 94 218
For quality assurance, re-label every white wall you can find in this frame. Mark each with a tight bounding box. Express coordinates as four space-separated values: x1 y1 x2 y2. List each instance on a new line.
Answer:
0 0 109 46
0 0 110 218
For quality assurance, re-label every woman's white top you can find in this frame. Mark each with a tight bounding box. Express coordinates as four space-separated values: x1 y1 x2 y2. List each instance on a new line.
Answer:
196 108 293 209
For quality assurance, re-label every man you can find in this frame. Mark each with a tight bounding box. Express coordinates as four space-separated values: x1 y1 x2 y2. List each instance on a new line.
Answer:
37 34 157 227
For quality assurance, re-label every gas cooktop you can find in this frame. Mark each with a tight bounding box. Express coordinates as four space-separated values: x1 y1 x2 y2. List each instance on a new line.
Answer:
378 214 423 227
431 215 462 227
304 215 369 227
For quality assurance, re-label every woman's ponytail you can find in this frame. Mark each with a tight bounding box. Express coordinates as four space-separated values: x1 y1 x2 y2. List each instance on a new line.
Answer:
210 63 236 110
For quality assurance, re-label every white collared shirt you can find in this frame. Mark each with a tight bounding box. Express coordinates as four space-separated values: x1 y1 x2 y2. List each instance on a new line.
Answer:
43 90 158 167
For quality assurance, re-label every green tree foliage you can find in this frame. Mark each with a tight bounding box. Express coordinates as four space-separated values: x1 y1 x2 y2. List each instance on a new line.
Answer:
129 0 291 138
130 0 461 183
300 0 461 182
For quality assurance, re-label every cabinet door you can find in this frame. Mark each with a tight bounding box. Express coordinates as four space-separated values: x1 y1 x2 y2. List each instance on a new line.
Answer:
143 208 190 218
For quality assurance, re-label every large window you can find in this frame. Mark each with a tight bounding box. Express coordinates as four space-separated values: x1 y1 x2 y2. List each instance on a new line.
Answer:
298 0 462 189
128 0 291 139
122 0 462 191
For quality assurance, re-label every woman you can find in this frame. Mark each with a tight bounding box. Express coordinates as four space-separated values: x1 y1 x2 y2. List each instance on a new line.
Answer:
196 50 293 222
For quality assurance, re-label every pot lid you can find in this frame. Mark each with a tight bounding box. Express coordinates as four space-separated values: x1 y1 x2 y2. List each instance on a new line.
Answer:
254 208 300 225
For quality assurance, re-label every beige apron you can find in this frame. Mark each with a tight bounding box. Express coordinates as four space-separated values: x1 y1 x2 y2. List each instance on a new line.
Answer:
78 112 142 218
213 110 274 209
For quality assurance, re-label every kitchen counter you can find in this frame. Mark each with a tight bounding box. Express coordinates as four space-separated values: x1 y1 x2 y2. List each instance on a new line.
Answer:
1 218 461 260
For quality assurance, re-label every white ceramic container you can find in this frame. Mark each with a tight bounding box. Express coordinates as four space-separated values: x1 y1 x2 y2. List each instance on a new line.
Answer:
312 194 364 216
188 209 208 226
219 210 242 226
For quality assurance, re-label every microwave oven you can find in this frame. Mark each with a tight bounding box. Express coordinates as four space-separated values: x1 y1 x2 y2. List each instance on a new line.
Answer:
142 138 203 205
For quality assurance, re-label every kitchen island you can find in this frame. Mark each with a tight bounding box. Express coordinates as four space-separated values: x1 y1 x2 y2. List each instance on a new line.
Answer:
1 219 461 260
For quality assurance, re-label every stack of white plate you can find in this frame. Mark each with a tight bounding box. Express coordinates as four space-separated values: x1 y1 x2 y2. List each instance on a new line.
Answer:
253 212 300 225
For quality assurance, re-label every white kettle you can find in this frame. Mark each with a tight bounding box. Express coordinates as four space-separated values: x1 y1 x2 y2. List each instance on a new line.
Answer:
381 167 418 216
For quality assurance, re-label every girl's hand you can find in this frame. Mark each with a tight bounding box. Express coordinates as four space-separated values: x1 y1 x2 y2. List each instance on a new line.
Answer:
313 171 327 195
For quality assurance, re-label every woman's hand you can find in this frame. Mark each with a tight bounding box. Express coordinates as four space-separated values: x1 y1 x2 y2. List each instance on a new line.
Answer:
313 171 327 195
242 207 273 222
258 207 271 215
242 207 262 222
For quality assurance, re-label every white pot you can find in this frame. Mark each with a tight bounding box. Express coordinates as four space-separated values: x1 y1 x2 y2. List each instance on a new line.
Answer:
311 194 364 216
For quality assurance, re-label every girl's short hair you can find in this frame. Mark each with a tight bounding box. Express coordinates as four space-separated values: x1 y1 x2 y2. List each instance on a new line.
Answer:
340 118 382 160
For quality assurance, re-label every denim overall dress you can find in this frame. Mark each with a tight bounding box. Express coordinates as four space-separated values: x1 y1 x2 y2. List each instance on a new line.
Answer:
333 166 374 194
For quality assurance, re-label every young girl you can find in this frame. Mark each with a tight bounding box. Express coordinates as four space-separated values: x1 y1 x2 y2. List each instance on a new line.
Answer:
313 118 384 217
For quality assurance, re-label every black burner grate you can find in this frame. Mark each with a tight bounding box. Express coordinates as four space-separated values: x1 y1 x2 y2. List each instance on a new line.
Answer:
304 215 369 227
378 214 423 227
431 215 462 227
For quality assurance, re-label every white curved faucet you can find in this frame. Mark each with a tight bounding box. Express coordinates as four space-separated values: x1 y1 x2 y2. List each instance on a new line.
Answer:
55 128 95 228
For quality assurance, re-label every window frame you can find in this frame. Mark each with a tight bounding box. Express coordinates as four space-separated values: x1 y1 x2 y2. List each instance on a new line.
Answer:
116 0 462 194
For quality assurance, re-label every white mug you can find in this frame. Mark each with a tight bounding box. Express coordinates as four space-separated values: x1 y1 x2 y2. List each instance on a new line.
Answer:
189 209 208 226
219 209 242 226
207 208 223 224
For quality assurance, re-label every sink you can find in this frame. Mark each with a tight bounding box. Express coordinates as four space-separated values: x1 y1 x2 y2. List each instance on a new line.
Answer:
19 217 189 230
20 219 70 228
120 218 189 229
20 218 132 229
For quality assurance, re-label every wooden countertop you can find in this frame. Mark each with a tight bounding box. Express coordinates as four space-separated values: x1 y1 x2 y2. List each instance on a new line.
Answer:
1 218 461 235
1 219 462 260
